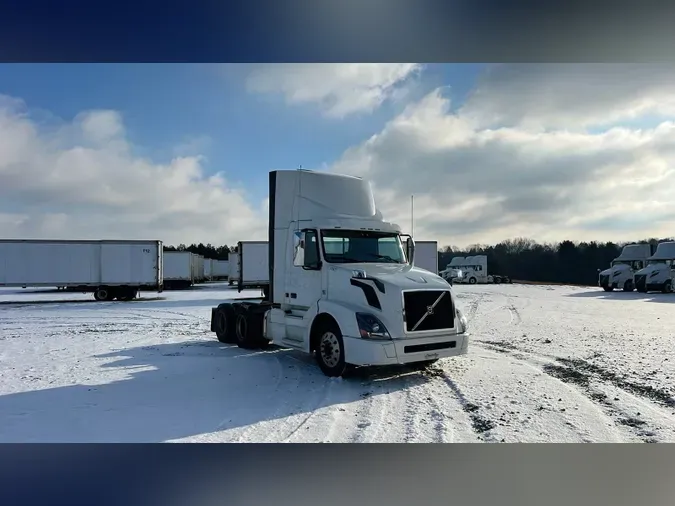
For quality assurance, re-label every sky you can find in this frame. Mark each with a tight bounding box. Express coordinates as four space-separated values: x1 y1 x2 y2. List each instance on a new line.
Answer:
1 63 675 249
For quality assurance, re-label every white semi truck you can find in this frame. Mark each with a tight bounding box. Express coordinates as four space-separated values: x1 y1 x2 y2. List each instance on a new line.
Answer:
414 241 439 274
209 169 469 377
634 241 675 293
598 243 651 292
440 256 465 283
0 239 163 301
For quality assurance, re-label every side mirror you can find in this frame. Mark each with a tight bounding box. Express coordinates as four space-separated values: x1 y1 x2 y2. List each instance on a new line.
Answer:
406 236 415 265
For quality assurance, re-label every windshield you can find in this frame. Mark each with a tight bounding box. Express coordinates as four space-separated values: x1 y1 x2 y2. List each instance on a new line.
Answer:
320 229 406 264
611 260 631 267
647 259 672 266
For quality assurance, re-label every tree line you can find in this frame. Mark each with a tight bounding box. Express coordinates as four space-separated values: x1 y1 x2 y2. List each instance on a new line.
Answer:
163 237 674 286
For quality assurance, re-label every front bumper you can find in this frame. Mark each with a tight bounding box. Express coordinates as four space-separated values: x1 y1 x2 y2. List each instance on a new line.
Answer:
343 332 469 366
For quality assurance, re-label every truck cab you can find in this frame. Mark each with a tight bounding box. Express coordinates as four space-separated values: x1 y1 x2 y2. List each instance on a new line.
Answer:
634 241 675 293
210 169 469 377
598 243 651 292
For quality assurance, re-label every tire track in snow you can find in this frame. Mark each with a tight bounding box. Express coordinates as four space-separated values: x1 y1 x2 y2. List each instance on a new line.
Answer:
473 340 675 442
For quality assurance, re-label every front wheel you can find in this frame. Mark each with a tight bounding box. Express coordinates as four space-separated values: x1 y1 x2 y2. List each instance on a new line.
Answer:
663 280 672 294
623 280 634 292
315 322 348 377
469 277 477 284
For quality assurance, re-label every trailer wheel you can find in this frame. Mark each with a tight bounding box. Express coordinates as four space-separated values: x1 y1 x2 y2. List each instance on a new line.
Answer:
215 304 237 344
94 287 112 301
117 287 137 302
314 321 347 377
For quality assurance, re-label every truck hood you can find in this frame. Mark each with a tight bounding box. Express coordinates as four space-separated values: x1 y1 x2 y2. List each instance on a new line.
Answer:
636 263 668 276
600 265 630 277
325 262 460 338
329 262 451 290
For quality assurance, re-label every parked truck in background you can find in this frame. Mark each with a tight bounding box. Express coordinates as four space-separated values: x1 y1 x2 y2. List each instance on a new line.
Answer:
163 251 195 289
634 241 675 293
236 241 270 293
228 252 239 285
440 257 465 284
452 255 511 284
414 241 439 274
598 243 651 292
209 169 469 377
0 239 162 301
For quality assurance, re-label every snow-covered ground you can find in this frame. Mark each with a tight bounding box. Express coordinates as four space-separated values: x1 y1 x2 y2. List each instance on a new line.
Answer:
1 282 674 443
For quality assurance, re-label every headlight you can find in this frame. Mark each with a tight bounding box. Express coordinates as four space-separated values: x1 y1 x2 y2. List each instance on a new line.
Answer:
456 307 468 334
355 313 391 340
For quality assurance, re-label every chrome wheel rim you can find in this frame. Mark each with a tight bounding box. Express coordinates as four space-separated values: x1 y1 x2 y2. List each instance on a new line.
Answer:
320 332 341 368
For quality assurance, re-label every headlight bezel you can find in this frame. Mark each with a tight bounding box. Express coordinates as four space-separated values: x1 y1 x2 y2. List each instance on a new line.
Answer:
355 312 392 340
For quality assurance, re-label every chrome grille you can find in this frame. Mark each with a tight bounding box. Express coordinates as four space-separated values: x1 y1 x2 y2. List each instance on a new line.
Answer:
403 290 454 332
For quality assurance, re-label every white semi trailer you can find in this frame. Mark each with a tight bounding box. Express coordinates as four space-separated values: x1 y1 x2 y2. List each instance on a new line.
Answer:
163 251 195 289
212 260 230 280
0 239 162 301
209 169 469 377
598 243 651 292
228 252 239 286
414 241 439 274
634 241 675 293
235 241 269 291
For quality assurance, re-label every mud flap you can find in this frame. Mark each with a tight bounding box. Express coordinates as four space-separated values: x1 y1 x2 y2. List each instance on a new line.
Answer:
210 307 218 332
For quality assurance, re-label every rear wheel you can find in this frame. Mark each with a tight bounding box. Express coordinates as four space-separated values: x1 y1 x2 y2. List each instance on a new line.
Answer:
215 304 237 344
234 304 267 349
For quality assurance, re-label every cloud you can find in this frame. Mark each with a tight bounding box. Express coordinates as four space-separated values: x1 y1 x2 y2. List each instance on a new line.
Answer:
245 63 422 118
0 96 266 246
460 63 675 131
330 77 675 247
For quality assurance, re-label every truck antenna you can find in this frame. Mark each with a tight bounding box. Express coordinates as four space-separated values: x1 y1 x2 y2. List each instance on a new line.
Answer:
411 194 414 237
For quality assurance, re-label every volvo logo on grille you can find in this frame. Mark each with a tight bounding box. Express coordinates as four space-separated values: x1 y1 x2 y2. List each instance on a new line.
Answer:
410 291 447 332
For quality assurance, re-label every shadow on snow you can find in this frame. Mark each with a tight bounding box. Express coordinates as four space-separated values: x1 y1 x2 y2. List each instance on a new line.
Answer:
0 340 434 443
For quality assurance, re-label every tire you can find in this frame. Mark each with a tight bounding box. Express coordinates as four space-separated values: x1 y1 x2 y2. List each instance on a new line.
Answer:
314 320 348 377
494 277 501 284
234 304 265 349
215 304 237 344
469 277 477 284
117 287 137 302
623 280 634 292
602 286 613 292
663 280 672 294
94 287 110 301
